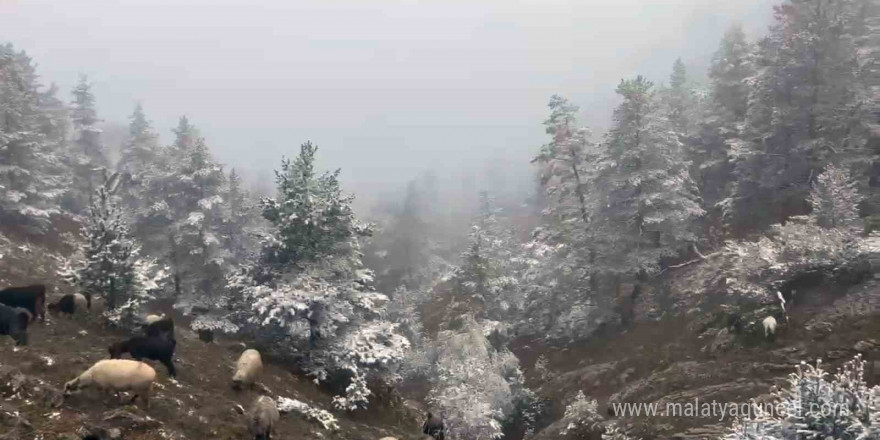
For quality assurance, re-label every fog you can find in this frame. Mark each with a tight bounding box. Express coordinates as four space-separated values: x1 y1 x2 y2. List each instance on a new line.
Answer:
0 0 773 211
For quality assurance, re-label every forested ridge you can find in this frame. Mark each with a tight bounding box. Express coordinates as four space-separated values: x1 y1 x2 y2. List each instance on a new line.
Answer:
2 0 880 439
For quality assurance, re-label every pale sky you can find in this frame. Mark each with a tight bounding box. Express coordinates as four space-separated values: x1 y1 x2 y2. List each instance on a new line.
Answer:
0 0 774 210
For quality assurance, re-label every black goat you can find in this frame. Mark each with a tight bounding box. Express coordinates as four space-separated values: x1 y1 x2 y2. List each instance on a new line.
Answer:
108 336 177 378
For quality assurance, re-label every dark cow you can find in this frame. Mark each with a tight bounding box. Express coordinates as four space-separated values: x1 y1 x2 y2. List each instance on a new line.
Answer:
143 317 175 341
423 412 445 440
0 303 30 345
0 284 46 322
109 336 177 378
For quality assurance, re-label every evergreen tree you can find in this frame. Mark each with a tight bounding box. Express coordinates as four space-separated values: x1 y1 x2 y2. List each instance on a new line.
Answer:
709 25 753 120
117 103 159 176
531 95 600 275
809 163 864 229
260 141 371 270
727 0 872 234
665 58 692 133
66 172 137 309
67 75 107 213
455 191 522 320
382 180 431 290
691 25 754 243
172 115 198 152
221 168 256 262
594 76 704 276
0 44 68 227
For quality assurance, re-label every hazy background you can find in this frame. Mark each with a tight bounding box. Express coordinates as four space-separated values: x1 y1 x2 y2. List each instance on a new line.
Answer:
0 0 774 211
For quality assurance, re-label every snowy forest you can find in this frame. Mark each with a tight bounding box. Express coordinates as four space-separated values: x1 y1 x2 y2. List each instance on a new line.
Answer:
2 0 880 439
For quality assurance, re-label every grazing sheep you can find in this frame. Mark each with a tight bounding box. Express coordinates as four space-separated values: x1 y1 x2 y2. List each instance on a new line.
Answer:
763 316 777 339
423 412 445 440
47 293 89 318
232 349 263 390
143 317 175 341
109 336 177 378
145 314 163 324
247 395 280 440
0 304 30 345
64 359 156 409
0 284 46 322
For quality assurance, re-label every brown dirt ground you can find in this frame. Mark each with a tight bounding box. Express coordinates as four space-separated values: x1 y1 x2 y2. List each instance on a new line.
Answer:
0 311 421 440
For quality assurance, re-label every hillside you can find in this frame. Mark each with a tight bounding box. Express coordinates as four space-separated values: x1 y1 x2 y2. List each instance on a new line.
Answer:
0 309 421 440
506 257 880 439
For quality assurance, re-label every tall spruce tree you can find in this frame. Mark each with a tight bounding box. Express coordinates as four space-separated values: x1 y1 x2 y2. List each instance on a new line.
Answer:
0 44 68 227
666 58 692 133
67 75 107 214
692 25 754 242
594 76 704 276
66 172 137 309
117 103 159 176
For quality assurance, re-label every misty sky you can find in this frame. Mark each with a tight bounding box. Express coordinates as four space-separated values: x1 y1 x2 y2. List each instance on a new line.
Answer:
0 0 774 210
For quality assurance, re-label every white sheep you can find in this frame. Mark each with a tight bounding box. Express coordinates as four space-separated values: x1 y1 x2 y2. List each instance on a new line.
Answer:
232 349 263 390
247 395 280 439
763 316 777 339
144 314 164 324
64 359 157 409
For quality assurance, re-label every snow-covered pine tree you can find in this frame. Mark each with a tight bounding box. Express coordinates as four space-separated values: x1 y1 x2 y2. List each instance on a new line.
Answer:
664 58 693 134
455 191 522 321
693 25 754 241
594 75 704 276
167 136 228 296
709 24 753 121
0 43 68 229
228 141 406 410
531 95 601 281
128 116 228 298
260 141 372 270
66 75 108 214
66 171 137 309
723 355 880 440
809 163 864 229
425 314 532 440
220 168 257 263
117 103 159 177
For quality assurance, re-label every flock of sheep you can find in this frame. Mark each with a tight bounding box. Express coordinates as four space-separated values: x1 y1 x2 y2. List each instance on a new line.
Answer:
0 285 279 439
0 284 451 439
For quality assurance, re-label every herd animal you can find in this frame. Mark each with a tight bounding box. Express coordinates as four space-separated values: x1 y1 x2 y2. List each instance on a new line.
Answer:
233 348 264 390
0 284 46 323
1 283 449 439
64 359 156 409
109 335 178 378
423 412 446 440
763 315 778 339
247 395 280 440
48 293 89 318
0 303 31 345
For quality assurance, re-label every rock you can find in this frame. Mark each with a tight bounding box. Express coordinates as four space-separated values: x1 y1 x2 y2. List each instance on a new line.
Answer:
708 328 735 354
826 350 849 360
854 340 880 352
0 366 63 408
102 409 162 430
805 321 833 340
79 425 121 440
